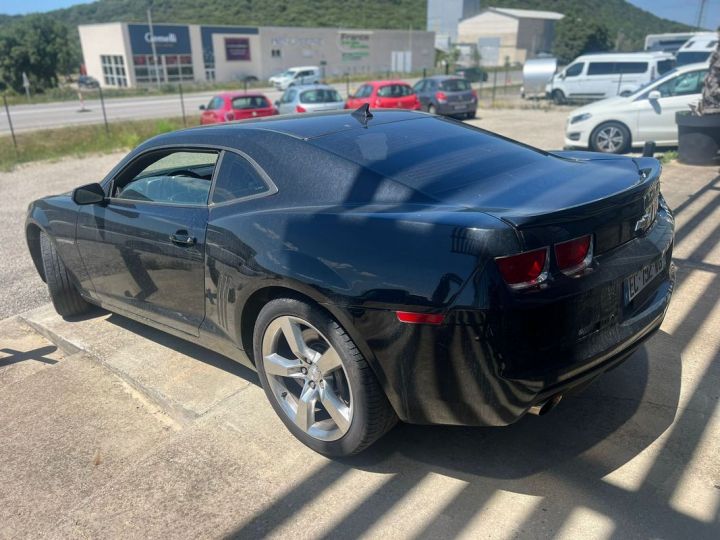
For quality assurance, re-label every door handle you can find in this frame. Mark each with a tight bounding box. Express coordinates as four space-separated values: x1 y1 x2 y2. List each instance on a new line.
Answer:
170 231 196 246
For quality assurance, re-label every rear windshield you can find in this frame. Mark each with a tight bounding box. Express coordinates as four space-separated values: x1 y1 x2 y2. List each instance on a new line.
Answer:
309 117 545 197
300 88 342 103
439 79 471 91
377 84 413 97
232 96 269 109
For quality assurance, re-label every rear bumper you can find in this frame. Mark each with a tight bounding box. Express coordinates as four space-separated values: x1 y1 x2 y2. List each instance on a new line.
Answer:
347 204 675 426
436 101 477 116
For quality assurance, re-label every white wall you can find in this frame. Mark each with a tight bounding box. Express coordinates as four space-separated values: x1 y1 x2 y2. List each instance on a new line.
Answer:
458 12 520 66
78 23 129 88
212 33 263 83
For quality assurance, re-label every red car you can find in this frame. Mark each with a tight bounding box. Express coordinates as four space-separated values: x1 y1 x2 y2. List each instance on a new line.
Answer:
200 92 277 124
345 81 421 111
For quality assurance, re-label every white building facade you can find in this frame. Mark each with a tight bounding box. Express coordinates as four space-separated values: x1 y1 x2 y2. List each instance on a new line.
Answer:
457 7 564 66
78 22 435 88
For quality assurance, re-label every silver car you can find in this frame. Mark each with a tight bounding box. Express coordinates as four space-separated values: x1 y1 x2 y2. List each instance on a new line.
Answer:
275 85 345 114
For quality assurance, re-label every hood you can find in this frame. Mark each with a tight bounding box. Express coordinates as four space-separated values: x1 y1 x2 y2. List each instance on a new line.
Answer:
568 95 632 117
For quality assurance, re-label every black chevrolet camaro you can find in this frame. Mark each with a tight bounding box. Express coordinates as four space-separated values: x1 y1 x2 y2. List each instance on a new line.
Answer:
26 108 675 456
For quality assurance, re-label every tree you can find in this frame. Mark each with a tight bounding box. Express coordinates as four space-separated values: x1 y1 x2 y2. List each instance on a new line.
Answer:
0 15 77 93
553 15 612 64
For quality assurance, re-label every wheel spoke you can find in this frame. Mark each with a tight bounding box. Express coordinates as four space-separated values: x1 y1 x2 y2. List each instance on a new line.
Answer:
320 381 351 433
315 347 342 374
263 353 304 379
280 318 314 361
295 383 318 432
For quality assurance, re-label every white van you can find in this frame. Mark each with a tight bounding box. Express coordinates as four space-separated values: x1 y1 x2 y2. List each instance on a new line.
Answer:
268 66 321 90
676 33 718 66
546 52 675 104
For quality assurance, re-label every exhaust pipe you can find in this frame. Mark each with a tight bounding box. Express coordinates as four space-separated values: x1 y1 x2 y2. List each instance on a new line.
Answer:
528 393 563 416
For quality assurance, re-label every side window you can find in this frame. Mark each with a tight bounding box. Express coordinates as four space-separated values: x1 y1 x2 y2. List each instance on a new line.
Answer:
587 62 614 76
114 150 218 205
211 152 270 204
616 62 648 74
656 70 707 98
657 59 675 76
413 80 426 93
565 63 584 77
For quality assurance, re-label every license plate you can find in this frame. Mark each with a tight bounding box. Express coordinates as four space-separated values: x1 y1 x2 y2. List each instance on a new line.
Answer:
453 104 466 110
625 256 664 303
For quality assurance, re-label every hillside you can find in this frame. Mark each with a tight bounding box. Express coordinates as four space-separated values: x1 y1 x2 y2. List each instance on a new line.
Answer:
2 0 693 46
490 0 692 51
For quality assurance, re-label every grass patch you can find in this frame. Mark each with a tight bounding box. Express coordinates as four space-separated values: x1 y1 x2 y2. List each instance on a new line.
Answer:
660 150 678 164
0 116 199 171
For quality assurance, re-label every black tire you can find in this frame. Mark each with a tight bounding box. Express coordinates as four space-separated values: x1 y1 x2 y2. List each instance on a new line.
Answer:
466 110 476 119
590 121 631 154
40 232 92 317
552 89 566 105
254 297 397 456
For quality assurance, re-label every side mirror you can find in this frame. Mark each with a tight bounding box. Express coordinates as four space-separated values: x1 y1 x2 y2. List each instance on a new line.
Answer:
648 90 661 101
73 183 106 205
559 73 566 80
199 104 206 110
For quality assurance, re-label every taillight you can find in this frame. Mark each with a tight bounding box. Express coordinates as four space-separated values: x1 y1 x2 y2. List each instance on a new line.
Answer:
471 89 478 100
396 311 445 325
555 235 592 276
436 91 448 103
495 247 549 289
225 112 235 121
295 105 306 113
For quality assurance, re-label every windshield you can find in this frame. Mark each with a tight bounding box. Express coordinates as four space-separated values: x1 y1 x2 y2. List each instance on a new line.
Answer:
282 70 298 77
439 79 471 91
630 68 679 96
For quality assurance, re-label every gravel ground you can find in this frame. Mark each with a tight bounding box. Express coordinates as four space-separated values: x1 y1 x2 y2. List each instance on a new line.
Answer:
0 152 126 320
0 106 589 321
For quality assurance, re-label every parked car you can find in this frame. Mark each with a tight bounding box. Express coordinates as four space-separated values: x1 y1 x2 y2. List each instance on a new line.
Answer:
268 66 321 90
546 52 675 104
26 109 674 456
77 75 99 89
454 66 488 83
565 62 709 153
345 81 421 111
413 75 477 119
199 92 277 124
276 84 345 114
675 33 717 66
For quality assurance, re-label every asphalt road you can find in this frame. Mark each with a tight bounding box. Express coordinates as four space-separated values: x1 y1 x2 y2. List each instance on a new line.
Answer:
0 71 523 134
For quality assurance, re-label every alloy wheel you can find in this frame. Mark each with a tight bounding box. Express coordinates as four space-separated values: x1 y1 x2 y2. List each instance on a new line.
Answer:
595 126 625 153
261 315 353 441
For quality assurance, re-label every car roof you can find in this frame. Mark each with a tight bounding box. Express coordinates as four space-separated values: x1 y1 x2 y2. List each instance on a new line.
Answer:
153 109 426 143
216 91 268 99
574 52 673 61
291 84 338 91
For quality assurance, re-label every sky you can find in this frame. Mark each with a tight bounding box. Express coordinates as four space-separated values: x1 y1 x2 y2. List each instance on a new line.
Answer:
0 0 719 29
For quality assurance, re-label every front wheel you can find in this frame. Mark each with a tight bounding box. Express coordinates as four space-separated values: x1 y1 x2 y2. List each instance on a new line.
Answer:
552 89 566 105
254 297 397 456
590 122 631 154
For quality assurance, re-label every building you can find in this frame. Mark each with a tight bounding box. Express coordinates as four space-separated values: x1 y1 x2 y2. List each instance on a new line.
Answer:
457 7 564 66
426 0 481 50
78 22 435 88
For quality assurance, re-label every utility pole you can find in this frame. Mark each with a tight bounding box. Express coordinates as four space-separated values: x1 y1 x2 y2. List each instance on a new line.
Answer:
147 8 162 88
695 0 707 30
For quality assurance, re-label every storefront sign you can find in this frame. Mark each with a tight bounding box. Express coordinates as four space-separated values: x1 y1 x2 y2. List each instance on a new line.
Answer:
338 32 371 60
225 38 251 61
128 24 191 55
